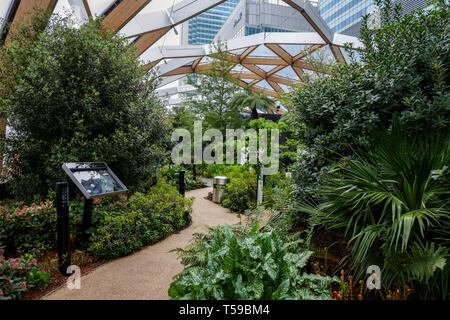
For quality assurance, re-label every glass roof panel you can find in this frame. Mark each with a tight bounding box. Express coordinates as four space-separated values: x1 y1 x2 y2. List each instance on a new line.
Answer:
278 83 295 93
199 56 220 65
0 0 14 33
308 45 335 65
229 48 247 56
248 45 278 58
254 80 272 90
256 65 277 72
86 0 116 17
274 66 299 80
232 65 252 74
240 78 254 84
279 44 307 57
52 0 89 28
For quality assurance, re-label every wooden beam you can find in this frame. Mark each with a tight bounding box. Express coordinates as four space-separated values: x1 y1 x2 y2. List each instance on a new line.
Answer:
250 86 278 98
4 0 57 46
230 73 261 80
242 57 288 66
293 44 324 62
293 60 333 75
191 58 202 71
134 27 171 55
265 44 292 64
161 66 193 77
242 64 265 78
267 80 283 93
103 0 152 32
266 65 286 78
292 66 307 82
330 45 346 65
267 75 299 86
239 45 258 61
82 0 92 17
282 0 331 44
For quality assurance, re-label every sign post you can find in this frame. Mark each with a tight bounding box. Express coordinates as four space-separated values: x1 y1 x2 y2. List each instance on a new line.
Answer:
56 182 71 275
58 162 127 275
179 169 185 196
257 173 263 205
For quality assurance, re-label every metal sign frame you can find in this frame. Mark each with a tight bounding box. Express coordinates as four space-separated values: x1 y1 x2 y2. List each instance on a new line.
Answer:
62 162 127 199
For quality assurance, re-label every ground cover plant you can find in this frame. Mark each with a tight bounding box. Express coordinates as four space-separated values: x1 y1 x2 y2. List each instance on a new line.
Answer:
169 224 341 300
0 249 51 300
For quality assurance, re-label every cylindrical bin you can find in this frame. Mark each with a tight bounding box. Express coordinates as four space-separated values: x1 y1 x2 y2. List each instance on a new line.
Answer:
212 176 230 203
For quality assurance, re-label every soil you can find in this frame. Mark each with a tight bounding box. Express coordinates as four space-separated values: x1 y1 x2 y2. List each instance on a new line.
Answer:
22 249 105 300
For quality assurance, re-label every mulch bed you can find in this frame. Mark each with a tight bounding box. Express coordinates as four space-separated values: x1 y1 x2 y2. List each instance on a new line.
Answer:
22 250 105 300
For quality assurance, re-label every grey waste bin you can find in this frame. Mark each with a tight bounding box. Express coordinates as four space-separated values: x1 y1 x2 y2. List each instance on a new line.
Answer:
212 176 230 203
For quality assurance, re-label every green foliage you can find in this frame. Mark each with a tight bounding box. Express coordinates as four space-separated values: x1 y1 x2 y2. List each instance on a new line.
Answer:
160 165 205 191
221 169 257 213
202 164 249 178
0 250 49 300
168 224 340 300
297 119 449 298
128 179 193 231
231 92 275 120
87 210 153 260
262 172 293 210
89 179 193 259
288 1 450 198
184 41 247 132
0 11 170 197
0 201 55 254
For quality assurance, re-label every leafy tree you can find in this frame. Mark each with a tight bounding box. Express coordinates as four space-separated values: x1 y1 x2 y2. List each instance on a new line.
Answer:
288 0 449 198
231 91 276 120
0 11 170 197
184 41 246 132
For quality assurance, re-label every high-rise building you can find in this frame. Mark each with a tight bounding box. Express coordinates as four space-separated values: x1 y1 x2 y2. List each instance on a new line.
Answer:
319 0 430 37
181 0 240 45
214 0 319 41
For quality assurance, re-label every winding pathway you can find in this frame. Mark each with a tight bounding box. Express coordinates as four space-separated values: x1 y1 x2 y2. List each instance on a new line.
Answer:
45 187 240 300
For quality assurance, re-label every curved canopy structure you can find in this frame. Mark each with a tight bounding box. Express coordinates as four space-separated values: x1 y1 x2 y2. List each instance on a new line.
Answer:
149 31 362 97
1 0 363 99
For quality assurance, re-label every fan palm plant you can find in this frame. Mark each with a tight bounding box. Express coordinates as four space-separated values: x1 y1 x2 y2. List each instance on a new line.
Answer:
230 91 276 120
298 117 449 298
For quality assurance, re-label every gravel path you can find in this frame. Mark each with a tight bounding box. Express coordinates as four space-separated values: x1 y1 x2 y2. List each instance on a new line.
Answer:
45 187 240 300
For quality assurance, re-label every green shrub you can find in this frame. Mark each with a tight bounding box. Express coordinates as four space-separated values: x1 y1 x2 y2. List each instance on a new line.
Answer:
87 210 153 260
160 165 205 191
221 169 257 213
262 172 293 210
297 118 450 299
0 11 170 197
203 164 250 178
89 179 193 259
0 250 49 300
169 224 340 300
288 1 449 198
0 201 56 254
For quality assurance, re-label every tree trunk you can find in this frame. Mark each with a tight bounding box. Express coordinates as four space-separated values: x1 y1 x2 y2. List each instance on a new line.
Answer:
251 107 259 120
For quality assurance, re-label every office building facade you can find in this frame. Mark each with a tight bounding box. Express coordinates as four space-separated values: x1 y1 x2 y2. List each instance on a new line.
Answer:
319 0 430 37
181 0 239 45
214 0 319 40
